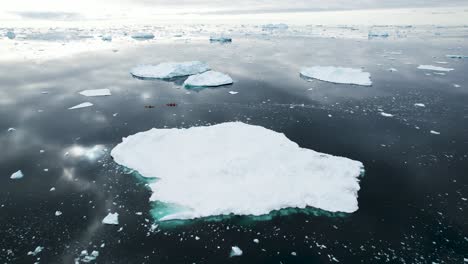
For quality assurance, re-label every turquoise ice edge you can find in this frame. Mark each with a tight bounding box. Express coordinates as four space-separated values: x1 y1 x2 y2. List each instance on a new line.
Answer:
121 165 365 228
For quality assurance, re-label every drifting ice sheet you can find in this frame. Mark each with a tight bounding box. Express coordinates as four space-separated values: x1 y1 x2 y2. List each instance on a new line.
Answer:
183 71 233 87
300 66 372 86
417 65 454 72
111 122 364 221
130 61 210 79
68 102 93 110
102 212 119 225
79 89 111 97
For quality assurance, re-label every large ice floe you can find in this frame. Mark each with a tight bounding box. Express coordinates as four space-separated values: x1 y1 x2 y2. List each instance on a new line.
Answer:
79 89 111 97
300 66 372 86
111 122 364 221
417 65 454 72
130 61 210 79
183 71 233 88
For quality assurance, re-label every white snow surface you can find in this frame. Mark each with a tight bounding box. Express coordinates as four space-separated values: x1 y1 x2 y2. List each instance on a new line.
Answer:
102 212 119 225
417 65 454 72
300 66 372 86
79 89 111 97
111 122 364 221
68 102 93 110
130 61 210 79
183 70 233 87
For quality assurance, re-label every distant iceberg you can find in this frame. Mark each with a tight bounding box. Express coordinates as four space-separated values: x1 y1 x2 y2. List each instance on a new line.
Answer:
446 55 468 59
131 33 155 40
130 61 210 79
368 31 389 38
102 212 119 225
230 246 243 257
300 66 372 86
101 35 112 41
110 122 364 221
417 65 454 72
183 71 233 88
262 23 288 31
209 35 232 42
79 89 111 97
6 31 16 39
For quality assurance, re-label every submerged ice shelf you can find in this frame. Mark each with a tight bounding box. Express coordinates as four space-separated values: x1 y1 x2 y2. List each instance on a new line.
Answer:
130 61 210 79
111 122 364 221
300 66 372 86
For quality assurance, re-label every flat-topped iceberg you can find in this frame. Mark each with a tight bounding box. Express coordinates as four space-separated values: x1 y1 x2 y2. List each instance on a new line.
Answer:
102 212 119 225
300 66 372 86
130 61 210 79
79 89 111 97
111 122 364 221
417 65 454 72
131 33 155 40
183 70 233 88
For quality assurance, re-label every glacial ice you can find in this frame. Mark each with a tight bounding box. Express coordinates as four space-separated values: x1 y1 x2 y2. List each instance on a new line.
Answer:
10 170 24 180
6 31 16 39
102 212 119 225
417 65 454 72
131 33 155 39
110 122 364 221
68 102 93 110
300 66 372 86
446 55 468 59
101 35 112 41
79 89 111 97
130 61 210 79
210 35 232 42
183 71 233 88
76 250 99 263
230 246 243 257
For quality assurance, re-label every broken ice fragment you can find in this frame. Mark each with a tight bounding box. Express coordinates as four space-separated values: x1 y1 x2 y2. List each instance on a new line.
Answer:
10 170 24 180
380 112 394 117
184 71 233 88
414 103 425 107
130 61 210 79
209 35 232 42
7 128 16 132
102 212 119 225
430 130 441 135
228 91 238 95
27 246 43 256
417 65 453 72
446 55 468 59
79 89 111 97
131 33 155 39
300 66 372 86
68 102 93 110
230 246 243 257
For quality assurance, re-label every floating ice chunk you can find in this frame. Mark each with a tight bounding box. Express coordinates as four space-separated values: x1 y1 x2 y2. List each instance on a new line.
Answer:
253 239 259 243
388 68 398 72
110 122 364 221
102 212 119 225
77 250 99 263
300 66 372 86
430 130 441 135
50 187 56 191
27 246 43 256
368 31 389 38
68 102 93 110
7 128 16 132
414 103 425 107
417 65 454 72
380 112 394 117
130 61 210 79
230 246 243 257
101 35 112 41
183 71 233 88
228 91 238 95
79 89 111 97
6 31 16 39
210 35 232 42
10 170 24 180
131 33 155 39
55 211 62 216
262 23 288 31
446 55 468 59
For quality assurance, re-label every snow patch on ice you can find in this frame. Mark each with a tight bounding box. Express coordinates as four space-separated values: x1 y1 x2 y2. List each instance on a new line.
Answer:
111 122 364 221
230 246 243 257
131 33 154 39
300 66 372 86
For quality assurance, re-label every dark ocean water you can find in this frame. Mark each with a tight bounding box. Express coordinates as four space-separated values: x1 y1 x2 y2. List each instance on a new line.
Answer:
1 36 467 263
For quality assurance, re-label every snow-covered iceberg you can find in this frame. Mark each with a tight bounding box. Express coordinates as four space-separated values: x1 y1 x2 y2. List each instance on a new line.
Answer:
111 122 364 221
446 55 468 59
183 71 233 88
79 89 111 97
300 66 372 86
131 33 155 40
130 61 210 79
417 65 454 72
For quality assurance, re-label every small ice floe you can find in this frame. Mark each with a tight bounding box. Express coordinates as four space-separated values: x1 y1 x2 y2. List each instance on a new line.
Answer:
130 61 210 79
414 103 425 107
430 130 440 135
79 89 111 97
454 84 461 88
55 211 62 216
183 71 233 88
209 35 232 42
368 31 389 38
435 61 449 64
6 31 16 39
417 65 454 72
101 35 112 41
102 212 119 225
41 91 49 94
253 239 259 243
7 128 16 132
300 66 372 86
10 170 24 180
68 102 93 110
228 91 238 95
76 250 99 263
262 23 288 31
291 252 297 256
230 246 243 257
388 68 398 72
131 33 154 40
380 112 394 117
446 54 468 59
27 246 44 256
